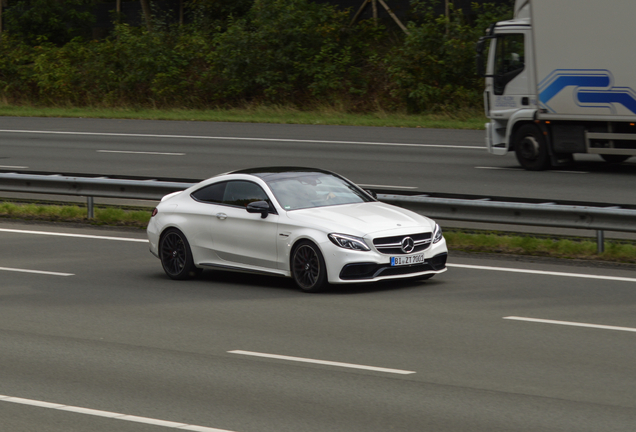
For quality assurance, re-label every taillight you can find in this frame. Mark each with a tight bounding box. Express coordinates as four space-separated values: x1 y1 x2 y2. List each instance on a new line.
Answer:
151 208 158 217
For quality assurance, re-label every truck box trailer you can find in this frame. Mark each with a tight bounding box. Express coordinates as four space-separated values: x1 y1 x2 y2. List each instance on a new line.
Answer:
476 0 636 170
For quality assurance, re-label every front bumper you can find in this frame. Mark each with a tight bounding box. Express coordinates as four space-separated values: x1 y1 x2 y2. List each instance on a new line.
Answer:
339 252 447 280
322 237 448 284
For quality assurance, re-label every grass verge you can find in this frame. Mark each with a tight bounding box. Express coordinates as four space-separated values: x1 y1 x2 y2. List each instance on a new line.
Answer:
0 104 487 130
1 201 635 264
444 229 636 264
0 201 151 228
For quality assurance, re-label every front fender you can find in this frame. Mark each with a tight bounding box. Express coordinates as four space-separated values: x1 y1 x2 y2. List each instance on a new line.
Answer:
506 109 538 149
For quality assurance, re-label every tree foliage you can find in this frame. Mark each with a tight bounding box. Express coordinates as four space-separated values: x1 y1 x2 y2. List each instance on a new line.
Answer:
388 0 513 112
0 0 513 112
208 0 383 105
3 0 95 46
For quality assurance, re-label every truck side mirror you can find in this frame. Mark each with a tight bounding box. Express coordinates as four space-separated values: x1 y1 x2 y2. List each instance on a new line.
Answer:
476 39 487 77
476 35 496 78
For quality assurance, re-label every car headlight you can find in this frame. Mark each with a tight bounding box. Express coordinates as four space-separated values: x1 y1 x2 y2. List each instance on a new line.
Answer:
328 233 370 251
433 224 443 244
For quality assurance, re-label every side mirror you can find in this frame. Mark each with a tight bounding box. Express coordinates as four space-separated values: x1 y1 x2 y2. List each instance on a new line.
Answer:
476 29 496 78
246 200 270 219
476 39 487 78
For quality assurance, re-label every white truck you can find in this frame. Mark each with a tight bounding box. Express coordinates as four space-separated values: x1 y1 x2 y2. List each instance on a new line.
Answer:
476 0 636 170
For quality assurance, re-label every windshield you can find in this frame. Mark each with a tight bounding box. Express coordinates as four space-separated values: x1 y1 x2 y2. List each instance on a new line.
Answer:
265 172 373 210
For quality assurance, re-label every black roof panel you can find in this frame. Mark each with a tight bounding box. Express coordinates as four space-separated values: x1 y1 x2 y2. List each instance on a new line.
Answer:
230 167 335 181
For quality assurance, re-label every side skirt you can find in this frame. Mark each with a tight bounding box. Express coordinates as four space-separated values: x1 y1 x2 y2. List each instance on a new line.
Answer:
199 263 289 278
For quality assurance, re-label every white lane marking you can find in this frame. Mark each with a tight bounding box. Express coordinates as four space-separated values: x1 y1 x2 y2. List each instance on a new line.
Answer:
475 166 588 174
0 129 482 150
358 184 418 189
447 263 636 283
0 165 29 169
0 394 236 432
228 350 415 375
0 267 73 276
0 228 148 243
504 316 636 333
98 150 185 156
474 166 520 171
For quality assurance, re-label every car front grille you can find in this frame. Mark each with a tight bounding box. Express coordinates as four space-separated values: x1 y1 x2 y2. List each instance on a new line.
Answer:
372 232 432 255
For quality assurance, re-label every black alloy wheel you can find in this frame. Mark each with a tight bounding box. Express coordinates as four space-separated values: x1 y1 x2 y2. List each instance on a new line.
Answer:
514 124 551 171
291 241 327 292
160 228 198 280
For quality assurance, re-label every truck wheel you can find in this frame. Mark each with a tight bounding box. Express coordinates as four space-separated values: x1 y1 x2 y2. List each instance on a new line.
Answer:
600 154 630 164
514 124 551 171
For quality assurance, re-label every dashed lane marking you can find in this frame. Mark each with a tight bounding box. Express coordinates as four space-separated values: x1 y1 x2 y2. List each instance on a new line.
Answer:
0 394 236 432
0 129 482 150
504 316 636 333
0 228 148 243
447 263 636 283
0 267 73 276
229 350 416 374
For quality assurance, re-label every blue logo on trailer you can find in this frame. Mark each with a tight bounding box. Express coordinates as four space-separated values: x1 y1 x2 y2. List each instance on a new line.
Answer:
538 69 636 115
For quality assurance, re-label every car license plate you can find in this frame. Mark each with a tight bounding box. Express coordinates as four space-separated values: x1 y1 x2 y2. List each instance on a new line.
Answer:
391 254 425 266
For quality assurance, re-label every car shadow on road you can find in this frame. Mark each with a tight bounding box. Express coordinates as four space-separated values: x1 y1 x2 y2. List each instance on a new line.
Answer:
201 269 445 295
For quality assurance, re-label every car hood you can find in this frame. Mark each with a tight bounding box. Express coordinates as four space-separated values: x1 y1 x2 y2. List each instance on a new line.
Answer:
285 202 435 237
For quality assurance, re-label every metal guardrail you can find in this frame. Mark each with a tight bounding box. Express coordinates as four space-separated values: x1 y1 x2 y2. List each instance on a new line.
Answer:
377 194 636 253
378 194 636 233
0 172 192 218
0 172 193 200
1 172 635 253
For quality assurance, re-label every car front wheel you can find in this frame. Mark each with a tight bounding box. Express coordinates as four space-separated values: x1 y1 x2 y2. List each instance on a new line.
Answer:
291 240 327 293
160 228 198 280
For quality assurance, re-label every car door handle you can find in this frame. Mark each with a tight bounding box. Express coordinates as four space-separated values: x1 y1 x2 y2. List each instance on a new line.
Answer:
216 213 227 220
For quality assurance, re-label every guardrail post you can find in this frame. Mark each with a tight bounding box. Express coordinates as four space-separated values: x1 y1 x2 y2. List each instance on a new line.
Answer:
87 196 94 219
596 230 604 254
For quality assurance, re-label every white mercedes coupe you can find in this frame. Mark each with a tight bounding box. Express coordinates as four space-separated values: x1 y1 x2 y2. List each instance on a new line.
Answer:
147 167 447 292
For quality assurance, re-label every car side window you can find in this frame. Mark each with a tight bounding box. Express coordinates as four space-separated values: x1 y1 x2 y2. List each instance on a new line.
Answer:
222 180 271 208
191 181 227 204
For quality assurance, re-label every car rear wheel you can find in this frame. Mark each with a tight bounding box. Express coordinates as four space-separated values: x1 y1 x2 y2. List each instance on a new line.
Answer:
160 228 198 280
291 241 327 293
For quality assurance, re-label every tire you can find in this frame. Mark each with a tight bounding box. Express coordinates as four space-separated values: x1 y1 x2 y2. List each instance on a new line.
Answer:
291 240 327 293
159 228 198 280
514 124 551 171
600 154 630 164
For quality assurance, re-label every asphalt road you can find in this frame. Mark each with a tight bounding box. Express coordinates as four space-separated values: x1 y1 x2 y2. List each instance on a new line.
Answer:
1 221 636 432
1 117 636 205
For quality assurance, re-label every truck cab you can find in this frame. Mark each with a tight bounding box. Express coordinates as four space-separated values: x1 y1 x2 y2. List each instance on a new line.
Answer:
476 0 636 170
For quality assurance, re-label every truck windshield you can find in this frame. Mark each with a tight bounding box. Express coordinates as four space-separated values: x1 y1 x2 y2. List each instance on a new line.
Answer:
494 34 525 95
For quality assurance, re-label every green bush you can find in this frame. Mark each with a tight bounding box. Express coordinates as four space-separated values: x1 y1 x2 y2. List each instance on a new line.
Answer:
387 0 512 112
208 0 384 106
0 24 214 107
187 0 254 33
0 0 511 111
